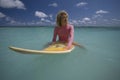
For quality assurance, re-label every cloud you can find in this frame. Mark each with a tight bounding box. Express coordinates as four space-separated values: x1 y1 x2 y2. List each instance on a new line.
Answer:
92 10 109 20
0 12 13 22
0 12 6 18
112 19 120 22
48 3 58 7
35 11 48 18
34 11 55 25
41 18 51 23
96 10 109 14
0 0 26 10
0 12 19 25
92 14 103 19
80 17 93 24
70 17 96 26
83 17 91 21
70 20 79 25
76 2 88 7
0 12 10 20
5 17 17 25
90 10 109 24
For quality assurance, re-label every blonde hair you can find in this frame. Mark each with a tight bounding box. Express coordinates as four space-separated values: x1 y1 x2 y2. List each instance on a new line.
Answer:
56 10 68 27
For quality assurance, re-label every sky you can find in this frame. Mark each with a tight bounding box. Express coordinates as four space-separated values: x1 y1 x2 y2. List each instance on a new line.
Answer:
0 0 120 27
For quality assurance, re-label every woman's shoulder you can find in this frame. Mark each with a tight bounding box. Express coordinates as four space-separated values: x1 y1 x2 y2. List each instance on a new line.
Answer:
55 25 60 28
67 24 74 29
54 26 60 31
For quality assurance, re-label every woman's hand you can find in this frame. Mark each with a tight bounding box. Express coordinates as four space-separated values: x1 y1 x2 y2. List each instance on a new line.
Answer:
64 46 71 50
51 42 56 45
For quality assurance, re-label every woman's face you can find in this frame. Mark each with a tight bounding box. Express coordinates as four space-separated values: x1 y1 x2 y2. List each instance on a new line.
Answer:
61 14 68 26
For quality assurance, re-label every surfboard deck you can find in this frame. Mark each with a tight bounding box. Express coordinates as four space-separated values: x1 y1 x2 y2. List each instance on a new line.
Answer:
9 42 75 54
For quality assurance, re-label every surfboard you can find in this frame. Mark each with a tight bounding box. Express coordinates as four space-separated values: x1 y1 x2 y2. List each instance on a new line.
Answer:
9 42 75 54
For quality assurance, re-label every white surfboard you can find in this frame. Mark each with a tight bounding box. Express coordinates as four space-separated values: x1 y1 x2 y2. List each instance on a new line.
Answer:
9 42 75 54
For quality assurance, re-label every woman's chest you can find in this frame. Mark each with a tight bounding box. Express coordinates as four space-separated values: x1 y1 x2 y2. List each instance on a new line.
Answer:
57 28 70 36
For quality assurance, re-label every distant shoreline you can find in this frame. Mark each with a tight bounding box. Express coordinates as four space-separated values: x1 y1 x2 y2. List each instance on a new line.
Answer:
0 26 120 28
0 25 120 28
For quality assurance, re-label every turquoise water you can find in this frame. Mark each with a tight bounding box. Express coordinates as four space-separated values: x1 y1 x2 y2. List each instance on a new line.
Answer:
0 27 120 80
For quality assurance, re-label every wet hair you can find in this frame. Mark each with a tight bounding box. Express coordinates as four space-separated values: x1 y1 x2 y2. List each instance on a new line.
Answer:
56 10 68 27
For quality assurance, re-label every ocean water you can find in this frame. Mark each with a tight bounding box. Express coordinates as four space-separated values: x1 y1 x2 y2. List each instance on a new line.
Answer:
0 27 120 80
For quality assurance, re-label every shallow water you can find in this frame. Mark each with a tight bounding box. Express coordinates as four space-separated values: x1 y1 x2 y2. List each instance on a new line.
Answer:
0 27 120 80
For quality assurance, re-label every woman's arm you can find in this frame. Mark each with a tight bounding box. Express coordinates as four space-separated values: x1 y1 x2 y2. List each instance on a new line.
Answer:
67 25 74 49
52 27 58 42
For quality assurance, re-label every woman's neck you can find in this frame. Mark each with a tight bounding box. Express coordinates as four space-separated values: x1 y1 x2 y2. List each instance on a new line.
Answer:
61 23 67 27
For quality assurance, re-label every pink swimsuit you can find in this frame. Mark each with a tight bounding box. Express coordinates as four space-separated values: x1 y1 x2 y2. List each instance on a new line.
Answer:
52 24 74 48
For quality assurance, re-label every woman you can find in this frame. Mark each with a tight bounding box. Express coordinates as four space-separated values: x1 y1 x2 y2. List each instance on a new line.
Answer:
52 10 74 50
